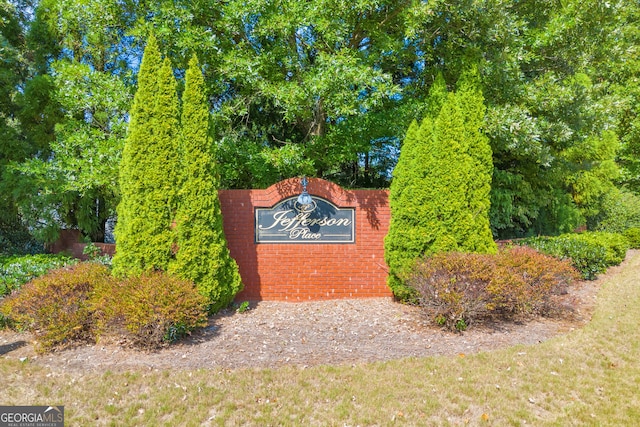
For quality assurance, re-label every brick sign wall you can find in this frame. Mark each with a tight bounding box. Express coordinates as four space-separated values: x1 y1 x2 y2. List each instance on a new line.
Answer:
219 178 392 301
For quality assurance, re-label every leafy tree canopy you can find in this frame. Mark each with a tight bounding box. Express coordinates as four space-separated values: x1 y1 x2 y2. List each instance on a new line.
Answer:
1 0 638 242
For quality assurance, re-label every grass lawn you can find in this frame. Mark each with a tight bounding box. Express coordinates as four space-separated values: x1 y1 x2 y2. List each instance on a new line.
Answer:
2 251 640 426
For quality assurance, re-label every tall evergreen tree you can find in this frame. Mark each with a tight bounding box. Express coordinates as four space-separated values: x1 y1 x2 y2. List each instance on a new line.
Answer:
426 93 474 253
385 80 496 301
112 36 180 276
384 116 437 301
385 78 451 301
388 120 419 208
424 73 448 120
170 55 243 312
456 67 497 254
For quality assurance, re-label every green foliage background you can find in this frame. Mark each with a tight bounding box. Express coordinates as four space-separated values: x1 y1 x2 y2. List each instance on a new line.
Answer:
1 0 640 245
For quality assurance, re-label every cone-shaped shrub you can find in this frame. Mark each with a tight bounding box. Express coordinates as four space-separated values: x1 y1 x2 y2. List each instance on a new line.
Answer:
385 72 496 301
457 66 496 253
425 72 448 119
426 92 475 252
170 55 243 312
388 119 419 207
112 36 180 276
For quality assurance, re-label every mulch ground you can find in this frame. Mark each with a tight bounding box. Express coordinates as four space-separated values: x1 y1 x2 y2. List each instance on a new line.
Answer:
9 251 635 373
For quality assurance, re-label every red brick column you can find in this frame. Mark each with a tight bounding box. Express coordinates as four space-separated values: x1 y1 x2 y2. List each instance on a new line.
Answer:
219 178 392 301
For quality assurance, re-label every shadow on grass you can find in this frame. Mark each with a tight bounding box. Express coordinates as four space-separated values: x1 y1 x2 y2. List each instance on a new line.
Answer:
0 340 27 355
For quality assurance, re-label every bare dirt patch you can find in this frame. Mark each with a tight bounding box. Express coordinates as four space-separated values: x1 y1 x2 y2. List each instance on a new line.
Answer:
2 253 629 373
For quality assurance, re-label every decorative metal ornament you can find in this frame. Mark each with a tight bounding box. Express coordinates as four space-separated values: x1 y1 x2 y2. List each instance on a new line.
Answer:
295 176 316 212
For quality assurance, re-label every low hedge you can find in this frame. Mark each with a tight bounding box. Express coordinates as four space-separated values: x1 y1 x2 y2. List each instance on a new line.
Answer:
0 263 111 351
624 227 640 249
92 271 209 349
0 263 209 352
408 247 580 331
519 231 629 280
589 232 629 266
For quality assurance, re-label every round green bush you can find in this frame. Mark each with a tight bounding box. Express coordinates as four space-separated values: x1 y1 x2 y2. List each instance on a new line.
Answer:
623 227 640 249
585 232 629 266
520 231 630 280
521 234 607 280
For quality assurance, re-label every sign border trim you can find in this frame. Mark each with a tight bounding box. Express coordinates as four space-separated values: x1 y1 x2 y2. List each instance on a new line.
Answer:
254 195 355 244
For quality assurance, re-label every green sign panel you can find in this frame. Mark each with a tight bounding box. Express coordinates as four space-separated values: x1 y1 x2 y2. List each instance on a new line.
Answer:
255 196 355 243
